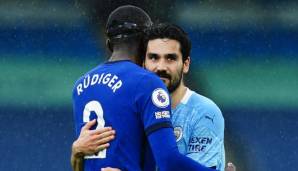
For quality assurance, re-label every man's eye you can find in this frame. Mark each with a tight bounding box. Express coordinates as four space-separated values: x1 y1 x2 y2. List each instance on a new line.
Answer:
148 54 158 60
167 55 177 61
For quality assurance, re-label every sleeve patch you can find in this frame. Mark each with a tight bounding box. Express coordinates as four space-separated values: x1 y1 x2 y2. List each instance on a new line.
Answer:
151 88 170 108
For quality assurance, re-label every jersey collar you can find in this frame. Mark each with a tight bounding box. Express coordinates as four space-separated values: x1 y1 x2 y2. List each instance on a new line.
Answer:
180 88 192 105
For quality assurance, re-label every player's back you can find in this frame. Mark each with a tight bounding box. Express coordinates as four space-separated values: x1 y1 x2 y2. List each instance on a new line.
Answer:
72 60 169 171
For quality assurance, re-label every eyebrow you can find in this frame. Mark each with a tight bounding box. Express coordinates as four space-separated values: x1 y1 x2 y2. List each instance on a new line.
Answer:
147 53 159 58
165 53 178 59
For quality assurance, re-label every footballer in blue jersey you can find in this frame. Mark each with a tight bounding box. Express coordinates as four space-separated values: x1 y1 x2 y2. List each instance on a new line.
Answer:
71 5 215 171
73 60 172 170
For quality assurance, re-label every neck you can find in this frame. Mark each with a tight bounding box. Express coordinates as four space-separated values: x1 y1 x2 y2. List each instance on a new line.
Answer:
109 51 136 62
170 82 187 109
109 43 142 64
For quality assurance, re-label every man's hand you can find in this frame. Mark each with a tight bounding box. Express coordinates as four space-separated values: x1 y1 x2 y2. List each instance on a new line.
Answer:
101 167 121 171
225 162 236 171
72 119 116 157
71 119 116 171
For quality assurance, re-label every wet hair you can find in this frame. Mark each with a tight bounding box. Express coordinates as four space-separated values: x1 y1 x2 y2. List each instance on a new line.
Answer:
106 5 152 51
144 23 191 62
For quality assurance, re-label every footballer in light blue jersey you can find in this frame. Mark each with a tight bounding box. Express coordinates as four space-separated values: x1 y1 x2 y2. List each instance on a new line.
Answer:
172 88 225 171
143 23 226 171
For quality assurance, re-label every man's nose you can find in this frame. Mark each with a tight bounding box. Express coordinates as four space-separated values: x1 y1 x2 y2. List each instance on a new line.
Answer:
156 59 167 71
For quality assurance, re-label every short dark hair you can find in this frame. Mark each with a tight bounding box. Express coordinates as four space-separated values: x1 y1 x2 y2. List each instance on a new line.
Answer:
144 23 191 62
106 5 152 43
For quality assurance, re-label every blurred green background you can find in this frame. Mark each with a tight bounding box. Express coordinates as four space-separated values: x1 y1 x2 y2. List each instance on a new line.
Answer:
0 0 297 171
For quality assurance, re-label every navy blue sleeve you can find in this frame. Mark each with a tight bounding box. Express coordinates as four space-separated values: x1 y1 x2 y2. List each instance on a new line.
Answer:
135 74 173 134
148 127 216 171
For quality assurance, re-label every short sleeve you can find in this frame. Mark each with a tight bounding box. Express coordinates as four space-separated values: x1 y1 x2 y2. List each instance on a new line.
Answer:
134 74 173 136
186 105 225 170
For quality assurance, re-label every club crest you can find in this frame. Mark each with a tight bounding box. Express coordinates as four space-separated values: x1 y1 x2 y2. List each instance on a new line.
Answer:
174 126 183 142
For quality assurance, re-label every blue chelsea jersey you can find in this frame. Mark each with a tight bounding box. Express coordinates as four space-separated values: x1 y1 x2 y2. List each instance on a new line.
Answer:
72 60 172 171
172 88 225 171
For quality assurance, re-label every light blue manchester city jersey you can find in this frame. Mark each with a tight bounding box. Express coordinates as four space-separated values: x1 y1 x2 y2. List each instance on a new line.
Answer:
172 88 225 171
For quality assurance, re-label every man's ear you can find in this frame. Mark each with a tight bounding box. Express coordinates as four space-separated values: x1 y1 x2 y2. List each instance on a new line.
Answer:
183 56 190 74
106 39 113 52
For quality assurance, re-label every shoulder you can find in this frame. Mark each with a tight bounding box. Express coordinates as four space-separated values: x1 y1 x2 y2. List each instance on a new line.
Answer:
186 89 224 136
133 71 170 106
185 89 224 124
185 89 221 113
135 69 166 88
118 61 162 83
72 64 103 96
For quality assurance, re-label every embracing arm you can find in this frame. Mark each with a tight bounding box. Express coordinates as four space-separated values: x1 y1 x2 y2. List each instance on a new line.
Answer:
147 127 216 171
71 142 84 171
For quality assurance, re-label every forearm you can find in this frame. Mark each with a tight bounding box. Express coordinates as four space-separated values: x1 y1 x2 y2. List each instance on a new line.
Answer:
148 128 215 171
71 142 84 171
71 153 83 171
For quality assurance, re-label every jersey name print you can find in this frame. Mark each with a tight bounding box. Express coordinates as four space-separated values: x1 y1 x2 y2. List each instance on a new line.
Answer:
72 60 172 171
76 72 123 95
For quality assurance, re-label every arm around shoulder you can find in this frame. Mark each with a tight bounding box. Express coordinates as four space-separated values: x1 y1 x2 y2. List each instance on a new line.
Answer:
147 127 216 171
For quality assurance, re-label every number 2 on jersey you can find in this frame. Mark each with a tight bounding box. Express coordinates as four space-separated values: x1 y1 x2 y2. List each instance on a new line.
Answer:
83 100 106 159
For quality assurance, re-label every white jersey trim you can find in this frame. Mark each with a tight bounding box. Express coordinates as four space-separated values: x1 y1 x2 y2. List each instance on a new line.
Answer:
180 88 193 104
